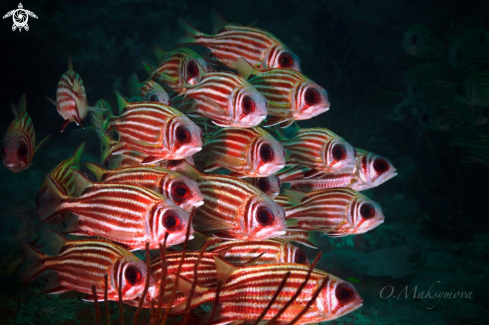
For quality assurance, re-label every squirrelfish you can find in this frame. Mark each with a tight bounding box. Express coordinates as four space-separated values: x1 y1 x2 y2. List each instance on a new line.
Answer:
39 170 193 250
449 27 489 71
195 126 285 177
2 94 48 172
178 10 301 71
282 127 356 173
85 163 204 210
236 58 329 128
143 46 212 94
170 258 363 324
180 70 268 128
22 228 154 301
47 57 89 132
180 163 287 240
244 175 281 198
282 189 385 236
36 142 85 224
125 73 170 104
100 92 202 164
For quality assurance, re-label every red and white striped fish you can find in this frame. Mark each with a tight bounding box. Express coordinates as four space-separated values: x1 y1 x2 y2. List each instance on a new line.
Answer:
101 93 203 164
180 163 287 240
282 127 357 173
181 70 268 128
35 142 85 225
352 148 398 191
47 57 89 132
143 46 212 94
282 188 385 236
244 175 281 198
195 126 285 177
85 163 204 211
170 258 363 324
2 94 48 172
178 10 301 72
190 232 310 266
39 170 193 250
22 228 154 302
125 73 170 104
236 58 330 128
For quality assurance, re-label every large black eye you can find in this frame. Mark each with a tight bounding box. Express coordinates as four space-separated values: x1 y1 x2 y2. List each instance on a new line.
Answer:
257 177 271 192
410 34 417 45
294 249 307 264
0 146 5 157
17 143 28 158
187 60 198 78
149 94 164 102
278 52 294 68
260 144 274 162
124 266 143 286
163 212 181 231
256 207 274 225
360 203 375 219
171 182 190 201
242 96 255 115
304 88 320 105
373 158 389 173
336 283 354 302
176 126 191 144
332 144 346 162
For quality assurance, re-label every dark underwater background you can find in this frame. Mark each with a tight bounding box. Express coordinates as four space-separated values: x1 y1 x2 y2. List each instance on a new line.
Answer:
1 0 488 323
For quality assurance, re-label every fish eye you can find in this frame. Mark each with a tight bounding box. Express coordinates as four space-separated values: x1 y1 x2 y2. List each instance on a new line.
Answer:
162 212 181 231
257 177 271 192
186 60 199 78
148 93 166 103
171 182 190 201
373 158 389 173
124 266 143 286
17 143 28 158
256 207 274 225
242 96 255 115
332 144 346 162
336 283 355 302
260 144 274 162
294 249 307 264
410 34 417 45
278 52 294 68
360 203 375 219
304 88 320 105
176 126 191 144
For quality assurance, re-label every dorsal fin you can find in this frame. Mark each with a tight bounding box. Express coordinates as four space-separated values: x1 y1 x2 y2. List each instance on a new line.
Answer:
127 73 140 97
115 90 129 112
210 9 227 34
235 57 257 80
70 142 85 166
17 94 27 114
141 60 154 75
10 103 20 117
213 256 239 283
67 56 74 76
153 45 167 62
85 162 107 182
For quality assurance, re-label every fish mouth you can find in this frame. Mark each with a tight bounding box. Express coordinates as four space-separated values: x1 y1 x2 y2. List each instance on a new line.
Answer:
382 171 398 183
193 200 205 207
186 147 202 155
269 230 286 237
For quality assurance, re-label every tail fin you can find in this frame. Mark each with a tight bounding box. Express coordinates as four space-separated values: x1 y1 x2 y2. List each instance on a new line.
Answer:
21 242 48 283
210 9 227 35
153 45 167 62
38 174 68 223
86 162 107 182
177 18 205 45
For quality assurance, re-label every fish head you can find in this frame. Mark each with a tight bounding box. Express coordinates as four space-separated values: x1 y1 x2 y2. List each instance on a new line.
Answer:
150 200 194 246
317 277 363 320
116 253 155 301
250 133 286 177
164 173 204 210
144 81 171 105
355 151 397 190
167 115 203 159
294 81 330 120
246 196 287 240
1 132 32 172
323 136 356 173
254 175 281 199
334 195 384 236
232 85 268 127
266 44 301 72
181 56 211 86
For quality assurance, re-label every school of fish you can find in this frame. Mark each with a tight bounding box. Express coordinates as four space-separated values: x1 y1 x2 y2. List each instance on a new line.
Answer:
6 10 402 324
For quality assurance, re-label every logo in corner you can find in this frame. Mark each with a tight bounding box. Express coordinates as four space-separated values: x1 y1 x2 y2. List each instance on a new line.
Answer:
3 3 37 32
